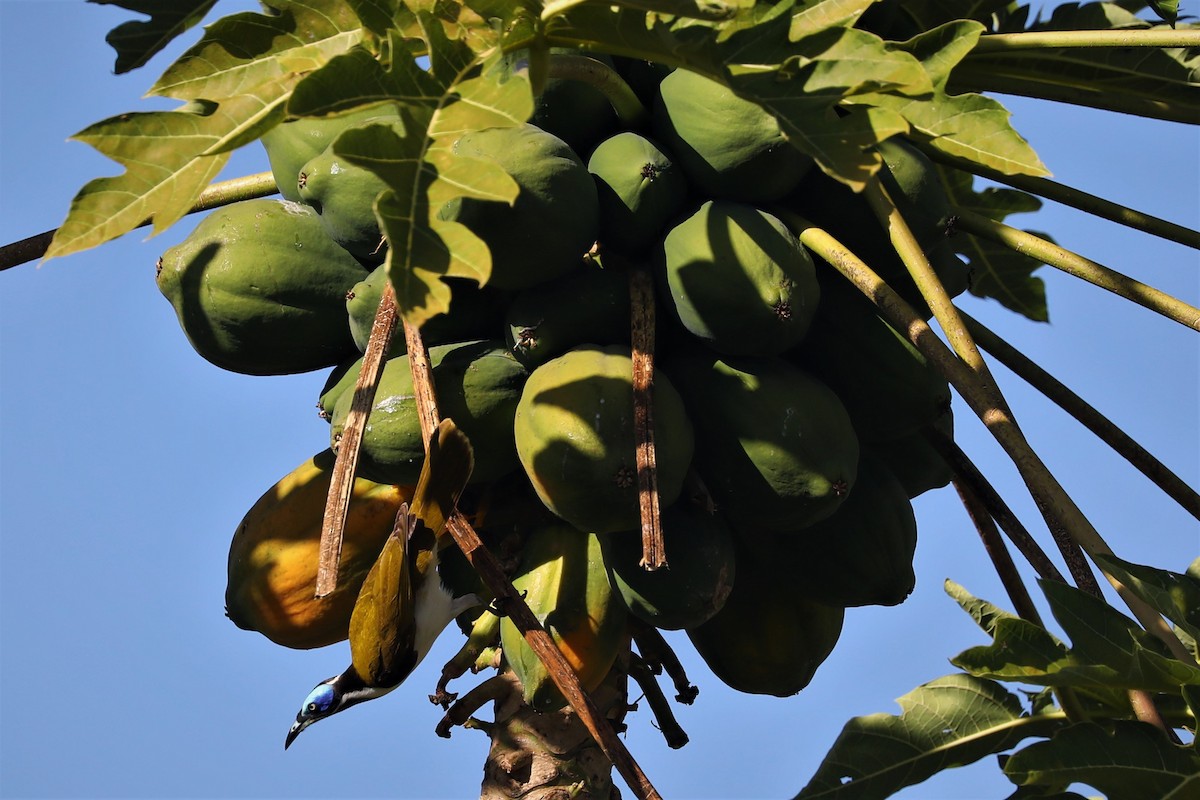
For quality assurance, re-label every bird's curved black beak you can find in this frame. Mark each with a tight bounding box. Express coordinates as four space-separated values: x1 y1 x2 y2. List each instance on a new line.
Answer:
284 717 308 750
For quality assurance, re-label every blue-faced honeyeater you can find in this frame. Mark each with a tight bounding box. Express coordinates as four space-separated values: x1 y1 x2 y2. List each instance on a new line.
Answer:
285 419 480 748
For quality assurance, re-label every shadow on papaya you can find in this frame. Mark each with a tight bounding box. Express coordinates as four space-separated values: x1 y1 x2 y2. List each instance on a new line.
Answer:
658 200 819 357
514 348 694 534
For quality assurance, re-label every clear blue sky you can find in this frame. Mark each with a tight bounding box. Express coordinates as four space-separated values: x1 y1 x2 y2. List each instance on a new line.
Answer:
1 2 1196 799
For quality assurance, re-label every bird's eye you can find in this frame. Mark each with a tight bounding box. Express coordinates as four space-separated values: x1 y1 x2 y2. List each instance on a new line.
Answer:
306 702 318 714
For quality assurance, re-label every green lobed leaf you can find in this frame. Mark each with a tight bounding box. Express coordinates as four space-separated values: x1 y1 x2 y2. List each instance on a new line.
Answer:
938 166 1049 321
851 20 1048 178
1004 721 1200 799
949 580 1200 693
149 0 365 101
1092 554 1200 646
1148 1 1180 26
795 673 1063 799
952 4 1200 124
45 89 294 262
295 27 530 326
790 0 882 41
88 0 217 74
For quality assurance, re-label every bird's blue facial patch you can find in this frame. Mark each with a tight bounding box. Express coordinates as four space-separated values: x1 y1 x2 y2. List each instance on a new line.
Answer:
301 684 336 718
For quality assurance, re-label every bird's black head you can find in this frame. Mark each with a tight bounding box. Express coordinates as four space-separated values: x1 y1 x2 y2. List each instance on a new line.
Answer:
284 668 385 750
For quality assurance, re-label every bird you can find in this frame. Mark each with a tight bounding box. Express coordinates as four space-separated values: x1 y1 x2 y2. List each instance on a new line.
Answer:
285 418 481 749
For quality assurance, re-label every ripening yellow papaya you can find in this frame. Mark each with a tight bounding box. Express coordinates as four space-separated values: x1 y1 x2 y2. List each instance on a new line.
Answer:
225 450 414 650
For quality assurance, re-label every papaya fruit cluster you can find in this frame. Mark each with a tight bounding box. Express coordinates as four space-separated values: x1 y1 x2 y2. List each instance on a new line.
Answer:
161 55 961 706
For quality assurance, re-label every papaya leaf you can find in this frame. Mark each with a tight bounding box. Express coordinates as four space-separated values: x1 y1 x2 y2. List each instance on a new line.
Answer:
1092 554 1200 645
149 0 365 102
1040 578 1200 690
953 4 1200 124
938 166 1049 321
795 673 1064 799
1004 721 1200 799
345 0 401 37
45 90 294 262
1149 0 1180 25
296 29 530 326
88 0 217 74
855 20 1049 177
948 580 1200 693
1181 685 1200 736
856 0 1014 40
789 0 882 41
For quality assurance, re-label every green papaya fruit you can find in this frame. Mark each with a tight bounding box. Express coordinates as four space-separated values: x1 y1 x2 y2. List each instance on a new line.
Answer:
346 266 506 355
329 340 528 485
790 267 952 442
651 69 812 203
298 130 393 262
784 453 917 607
503 266 630 370
871 410 954 499
260 105 400 202
500 522 629 712
156 198 367 375
686 538 844 697
782 167 969 314
600 501 736 630
531 50 620 156
587 131 688 255
514 345 695 534
318 356 361 421
658 200 820 356
439 123 599 291
665 351 859 531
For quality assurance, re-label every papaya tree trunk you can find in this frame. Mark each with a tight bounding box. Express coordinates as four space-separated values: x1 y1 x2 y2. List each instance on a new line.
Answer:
480 667 629 800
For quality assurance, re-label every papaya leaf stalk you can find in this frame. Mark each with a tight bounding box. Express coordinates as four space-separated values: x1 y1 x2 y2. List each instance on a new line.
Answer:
916 144 1200 250
960 311 1200 521
782 213 1195 666
951 209 1200 331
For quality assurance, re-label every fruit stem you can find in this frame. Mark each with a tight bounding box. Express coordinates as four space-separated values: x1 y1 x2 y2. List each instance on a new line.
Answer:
915 144 1200 250
546 54 650 128
961 311 1200 521
971 29 1200 52
950 208 1200 332
0 170 279 272
315 280 400 597
628 265 667 571
628 654 689 749
781 212 1197 666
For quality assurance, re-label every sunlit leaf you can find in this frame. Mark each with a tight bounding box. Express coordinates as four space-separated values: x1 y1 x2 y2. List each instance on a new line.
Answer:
88 0 216 74
149 0 364 101
795 673 1063 799
46 90 294 261
294 28 529 326
790 0 882 41
1148 0 1180 26
938 167 1048 321
1005 721 1200 799
855 21 1048 178
948 581 1200 693
1092 554 1200 645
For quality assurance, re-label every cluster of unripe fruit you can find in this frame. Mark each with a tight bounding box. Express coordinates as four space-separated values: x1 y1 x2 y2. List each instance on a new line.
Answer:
155 54 963 706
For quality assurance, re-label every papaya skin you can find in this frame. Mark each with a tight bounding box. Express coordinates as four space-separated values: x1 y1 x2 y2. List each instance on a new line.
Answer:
499 523 629 712
225 450 414 650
